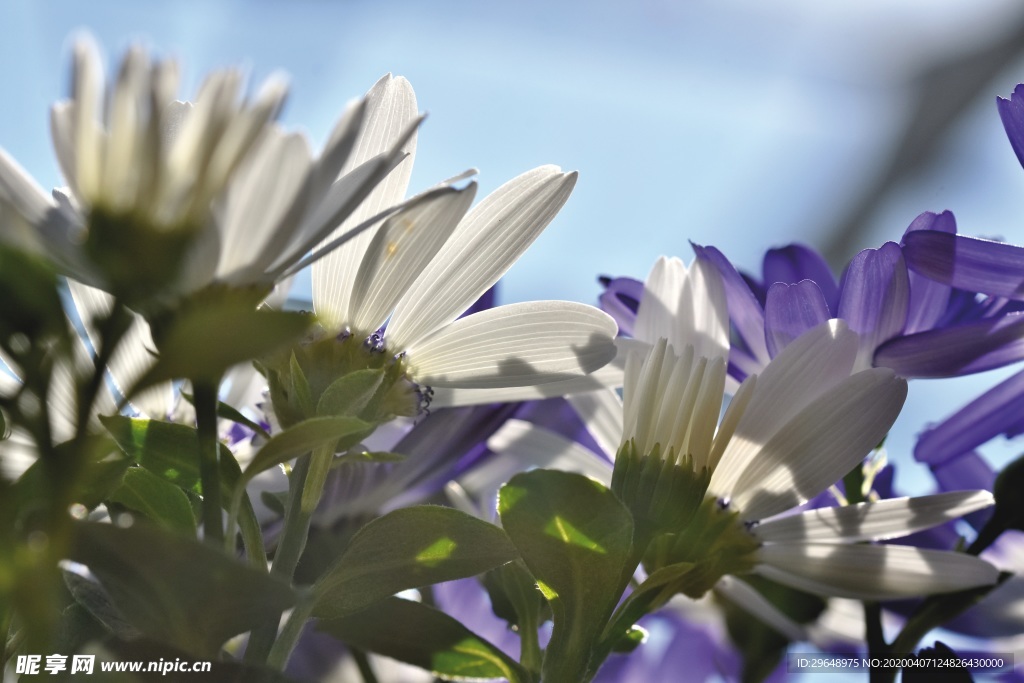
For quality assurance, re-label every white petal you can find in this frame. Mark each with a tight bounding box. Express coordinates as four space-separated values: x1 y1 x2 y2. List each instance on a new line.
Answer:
101 46 150 211
714 576 807 641
312 75 418 330
386 167 577 350
350 183 477 333
50 101 80 197
567 388 623 458
406 301 616 389
476 419 612 494
70 37 105 204
754 490 995 544
707 319 859 501
756 543 1000 600
428 365 625 408
728 368 907 521
679 257 729 365
635 256 686 345
0 149 60 238
216 129 312 283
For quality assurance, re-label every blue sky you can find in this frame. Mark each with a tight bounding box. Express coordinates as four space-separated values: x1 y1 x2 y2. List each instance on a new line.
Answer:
3 0 1024 495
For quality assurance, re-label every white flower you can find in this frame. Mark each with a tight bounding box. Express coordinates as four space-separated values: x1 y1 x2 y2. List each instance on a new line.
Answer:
487 322 998 602
305 77 617 402
0 36 417 301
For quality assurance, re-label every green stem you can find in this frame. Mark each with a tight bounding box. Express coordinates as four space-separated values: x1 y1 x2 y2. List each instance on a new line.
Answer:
194 380 223 546
351 648 379 683
266 591 315 670
248 444 335 665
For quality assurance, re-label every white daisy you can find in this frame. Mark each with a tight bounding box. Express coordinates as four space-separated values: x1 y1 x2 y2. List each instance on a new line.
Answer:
263 76 617 415
0 36 418 304
486 323 998 602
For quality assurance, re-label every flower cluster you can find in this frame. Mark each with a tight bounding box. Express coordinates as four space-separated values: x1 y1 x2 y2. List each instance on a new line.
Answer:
1 33 1023 683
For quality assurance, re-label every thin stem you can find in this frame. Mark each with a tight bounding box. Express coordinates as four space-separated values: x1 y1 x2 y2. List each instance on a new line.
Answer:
266 592 315 670
194 380 223 546
249 444 335 666
518 609 542 677
351 648 379 683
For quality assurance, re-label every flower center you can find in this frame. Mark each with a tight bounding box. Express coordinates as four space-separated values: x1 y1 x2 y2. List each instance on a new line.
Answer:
260 325 421 429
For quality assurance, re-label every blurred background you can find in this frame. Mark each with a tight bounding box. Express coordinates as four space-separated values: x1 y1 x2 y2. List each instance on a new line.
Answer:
2 0 1023 495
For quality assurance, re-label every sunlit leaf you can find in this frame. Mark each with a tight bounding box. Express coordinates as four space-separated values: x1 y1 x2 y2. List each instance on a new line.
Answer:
313 506 518 619
498 469 633 682
107 467 197 535
318 598 527 682
241 415 372 484
68 520 294 656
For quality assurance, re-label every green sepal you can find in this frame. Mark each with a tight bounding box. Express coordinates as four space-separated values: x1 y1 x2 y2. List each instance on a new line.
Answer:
498 469 634 683
318 597 529 683
312 505 519 619
316 368 385 417
67 520 295 657
107 467 197 536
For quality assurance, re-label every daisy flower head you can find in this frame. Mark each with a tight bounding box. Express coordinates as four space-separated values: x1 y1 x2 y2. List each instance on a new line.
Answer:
264 162 618 427
615 322 999 601
256 73 616 426
0 34 416 308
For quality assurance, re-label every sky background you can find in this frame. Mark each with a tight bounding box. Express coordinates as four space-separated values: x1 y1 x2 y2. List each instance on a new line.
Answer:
2 0 1024 501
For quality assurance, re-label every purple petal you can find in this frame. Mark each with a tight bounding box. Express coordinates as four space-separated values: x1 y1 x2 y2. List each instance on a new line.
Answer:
875 312 1024 378
915 369 1024 465
998 84 1024 169
837 242 909 364
598 276 643 336
763 244 839 314
902 212 956 334
692 244 770 369
903 231 1024 300
460 284 498 318
763 280 831 357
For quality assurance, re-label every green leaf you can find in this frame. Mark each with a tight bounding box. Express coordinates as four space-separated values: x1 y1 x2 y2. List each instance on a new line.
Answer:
68 520 295 656
312 506 519 619
100 416 204 493
483 560 550 631
318 598 528 682
99 415 266 565
316 368 385 417
107 467 197 535
131 288 312 389
64 570 140 640
241 415 373 484
498 469 633 682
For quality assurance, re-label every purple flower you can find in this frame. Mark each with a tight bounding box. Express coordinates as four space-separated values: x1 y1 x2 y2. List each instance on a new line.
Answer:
627 212 1024 383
